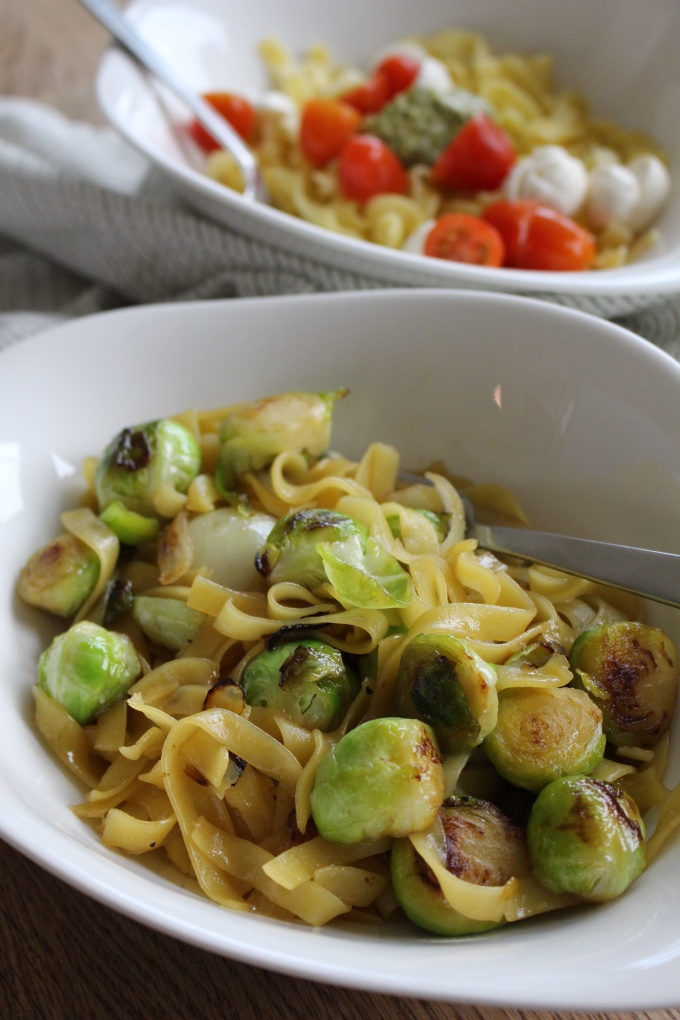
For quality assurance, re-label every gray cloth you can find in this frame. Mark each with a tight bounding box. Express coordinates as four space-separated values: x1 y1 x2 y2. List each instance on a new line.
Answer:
1 97 679 358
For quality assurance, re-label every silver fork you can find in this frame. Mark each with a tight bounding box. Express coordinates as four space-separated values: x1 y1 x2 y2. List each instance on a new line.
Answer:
397 470 680 610
79 0 266 202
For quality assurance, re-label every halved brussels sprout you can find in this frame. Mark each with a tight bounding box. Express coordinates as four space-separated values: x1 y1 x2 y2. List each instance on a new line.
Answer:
483 687 605 792
240 639 359 731
395 634 498 753
215 389 346 498
38 620 141 725
310 717 445 844
94 418 201 517
391 796 530 936
569 621 679 748
187 507 276 590
527 775 645 902
255 508 366 589
17 534 100 618
131 596 206 651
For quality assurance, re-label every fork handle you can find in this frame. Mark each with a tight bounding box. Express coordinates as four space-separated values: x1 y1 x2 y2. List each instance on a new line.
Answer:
79 0 259 197
474 523 680 610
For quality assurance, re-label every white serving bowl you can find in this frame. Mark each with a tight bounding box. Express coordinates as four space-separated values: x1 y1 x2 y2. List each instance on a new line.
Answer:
2 291 680 1006
96 0 680 316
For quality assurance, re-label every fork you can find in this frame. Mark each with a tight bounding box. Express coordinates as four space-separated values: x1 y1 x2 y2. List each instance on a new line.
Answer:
79 0 266 201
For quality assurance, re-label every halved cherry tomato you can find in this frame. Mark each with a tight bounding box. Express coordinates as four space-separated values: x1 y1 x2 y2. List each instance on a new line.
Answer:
482 199 596 271
187 92 257 152
376 54 420 99
338 135 408 203
299 99 361 167
424 213 505 266
342 72 391 114
430 113 516 192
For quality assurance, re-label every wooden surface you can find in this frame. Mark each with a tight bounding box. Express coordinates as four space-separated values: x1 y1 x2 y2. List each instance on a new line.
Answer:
1 2 679 1019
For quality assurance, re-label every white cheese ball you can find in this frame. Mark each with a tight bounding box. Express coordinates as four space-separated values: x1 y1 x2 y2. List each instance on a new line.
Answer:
504 145 588 216
585 164 640 230
258 90 299 138
626 154 671 231
416 56 453 94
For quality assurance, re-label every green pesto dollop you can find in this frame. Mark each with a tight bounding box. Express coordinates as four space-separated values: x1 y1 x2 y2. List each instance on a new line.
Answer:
368 86 492 166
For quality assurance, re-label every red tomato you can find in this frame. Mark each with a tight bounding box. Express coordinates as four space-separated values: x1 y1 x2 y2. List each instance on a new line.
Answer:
430 113 516 192
483 199 596 271
187 92 257 152
376 54 420 99
424 213 505 266
338 135 408 202
299 99 361 166
342 72 391 114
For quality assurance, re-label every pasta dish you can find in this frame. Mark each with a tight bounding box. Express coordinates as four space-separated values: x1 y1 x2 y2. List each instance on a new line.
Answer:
19 390 680 933
189 28 671 272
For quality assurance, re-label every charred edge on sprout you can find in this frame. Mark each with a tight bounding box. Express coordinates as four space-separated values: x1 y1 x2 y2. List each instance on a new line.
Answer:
441 799 526 883
255 509 351 577
414 733 443 778
111 428 152 472
102 578 134 627
265 624 325 651
559 778 643 843
278 645 312 689
228 752 247 778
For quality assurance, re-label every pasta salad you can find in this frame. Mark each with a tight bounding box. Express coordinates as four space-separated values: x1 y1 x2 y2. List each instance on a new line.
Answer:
188 29 671 271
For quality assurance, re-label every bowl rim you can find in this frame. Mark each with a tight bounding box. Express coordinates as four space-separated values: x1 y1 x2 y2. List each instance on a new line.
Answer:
3 288 680 1010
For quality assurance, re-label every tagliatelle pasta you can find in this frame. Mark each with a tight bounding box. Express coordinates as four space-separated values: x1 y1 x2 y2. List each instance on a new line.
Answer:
23 391 680 933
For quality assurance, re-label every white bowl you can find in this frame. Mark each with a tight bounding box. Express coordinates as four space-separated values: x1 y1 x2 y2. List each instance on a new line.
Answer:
2 290 680 1008
96 0 680 317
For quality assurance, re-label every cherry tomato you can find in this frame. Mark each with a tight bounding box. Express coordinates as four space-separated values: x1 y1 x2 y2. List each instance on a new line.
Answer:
376 54 420 99
338 135 408 203
187 92 257 152
482 199 596 271
424 213 505 266
299 99 361 166
430 113 516 192
342 72 391 114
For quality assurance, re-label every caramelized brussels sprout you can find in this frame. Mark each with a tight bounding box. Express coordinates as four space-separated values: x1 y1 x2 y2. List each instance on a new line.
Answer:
187 507 276 590
38 620 141 725
569 621 679 748
240 639 359 731
131 596 206 651
17 534 100 618
391 796 530 935
483 687 605 792
94 418 201 517
255 508 366 589
527 775 645 901
215 389 346 498
395 634 498 753
310 717 445 844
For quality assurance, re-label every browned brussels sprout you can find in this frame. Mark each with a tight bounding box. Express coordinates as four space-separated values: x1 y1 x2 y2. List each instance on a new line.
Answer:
17 534 100 618
527 775 645 902
483 687 605 792
569 621 679 748
391 796 530 935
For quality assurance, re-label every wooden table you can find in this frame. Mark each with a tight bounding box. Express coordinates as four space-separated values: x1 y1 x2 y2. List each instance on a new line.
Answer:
1 3 678 1019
